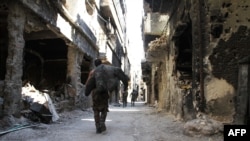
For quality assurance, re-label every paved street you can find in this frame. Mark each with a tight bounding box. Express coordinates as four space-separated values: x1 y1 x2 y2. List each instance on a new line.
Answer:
0 102 223 141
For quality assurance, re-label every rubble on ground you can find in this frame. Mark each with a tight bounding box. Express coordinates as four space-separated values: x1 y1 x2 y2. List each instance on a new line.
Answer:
183 113 224 137
21 83 59 123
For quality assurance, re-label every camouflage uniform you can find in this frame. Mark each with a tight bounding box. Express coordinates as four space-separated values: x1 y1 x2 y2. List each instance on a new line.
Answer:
85 63 128 133
92 65 109 133
91 89 109 133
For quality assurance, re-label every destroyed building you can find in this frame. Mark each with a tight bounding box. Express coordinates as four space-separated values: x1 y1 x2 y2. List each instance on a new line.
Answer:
0 0 129 124
142 0 250 125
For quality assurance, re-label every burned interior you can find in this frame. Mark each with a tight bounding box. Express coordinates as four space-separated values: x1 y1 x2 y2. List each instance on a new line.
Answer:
23 15 93 94
0 3 8 82
0 2 93 121
0 3 8 112
174 22 192 83
23 39 67 89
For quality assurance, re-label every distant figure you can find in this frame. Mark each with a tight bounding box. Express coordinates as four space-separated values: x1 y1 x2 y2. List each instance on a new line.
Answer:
85 59 129 134
130 89 138 107
122 89 128 108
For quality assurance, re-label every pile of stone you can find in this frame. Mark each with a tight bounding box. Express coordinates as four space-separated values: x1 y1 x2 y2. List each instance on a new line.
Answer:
183 113 223 137
21 83 59 123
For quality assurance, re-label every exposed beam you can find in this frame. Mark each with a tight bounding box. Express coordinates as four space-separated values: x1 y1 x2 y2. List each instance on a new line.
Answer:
24 30 59 40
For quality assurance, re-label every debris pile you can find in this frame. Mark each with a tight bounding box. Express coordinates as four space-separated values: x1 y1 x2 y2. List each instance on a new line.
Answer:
21 83 59 124
148 34 168 52
183 113 223 137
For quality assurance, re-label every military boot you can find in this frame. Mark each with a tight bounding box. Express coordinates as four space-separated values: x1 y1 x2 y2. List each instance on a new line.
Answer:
94 111 101 133
95 123 102 133
100 122 106 132
100 111 107 132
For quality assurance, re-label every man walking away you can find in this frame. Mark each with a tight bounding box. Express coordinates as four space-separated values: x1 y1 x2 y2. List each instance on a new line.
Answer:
85 59 129 133
130 89 138 107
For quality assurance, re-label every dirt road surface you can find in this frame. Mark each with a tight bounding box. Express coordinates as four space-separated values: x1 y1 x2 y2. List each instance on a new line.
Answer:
0 102 223 141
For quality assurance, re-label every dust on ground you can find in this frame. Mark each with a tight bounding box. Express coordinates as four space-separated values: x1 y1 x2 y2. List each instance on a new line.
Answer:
0 102 223 141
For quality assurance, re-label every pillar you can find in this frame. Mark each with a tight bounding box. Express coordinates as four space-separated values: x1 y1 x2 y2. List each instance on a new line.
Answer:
4 2 25 117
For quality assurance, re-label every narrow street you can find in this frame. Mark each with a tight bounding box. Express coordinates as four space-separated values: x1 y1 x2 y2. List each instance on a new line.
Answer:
0 102 223 141
1 1 250 141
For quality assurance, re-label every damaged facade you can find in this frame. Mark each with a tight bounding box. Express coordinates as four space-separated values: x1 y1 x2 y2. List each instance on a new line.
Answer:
142 0 250 125
0 0 129 124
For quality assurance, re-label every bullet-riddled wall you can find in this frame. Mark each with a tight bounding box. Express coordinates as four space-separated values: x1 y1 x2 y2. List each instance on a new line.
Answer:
143 0 250 124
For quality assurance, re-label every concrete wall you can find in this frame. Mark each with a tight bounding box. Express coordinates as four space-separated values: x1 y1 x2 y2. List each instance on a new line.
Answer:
144 0 250 123
204 0 250 123
144 13 169 35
